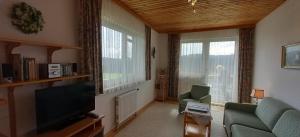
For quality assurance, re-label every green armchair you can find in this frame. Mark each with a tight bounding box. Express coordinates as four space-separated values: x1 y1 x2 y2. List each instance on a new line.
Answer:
178 85 211 113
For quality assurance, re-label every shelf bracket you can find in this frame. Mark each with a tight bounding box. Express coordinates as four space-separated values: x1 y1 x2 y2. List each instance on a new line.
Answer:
7 87 17 137
47 81 55 87
47 47 61 63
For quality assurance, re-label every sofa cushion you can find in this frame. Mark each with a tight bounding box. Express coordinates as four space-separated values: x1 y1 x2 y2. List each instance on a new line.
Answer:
224 109 270 135
272 110 300 137
231 125 275 137
255 97 293 130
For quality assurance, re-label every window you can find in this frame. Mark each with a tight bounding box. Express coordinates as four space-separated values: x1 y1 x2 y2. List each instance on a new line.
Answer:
179 39 238 104
179 42 205 93
181 43 203 56
102 27 122 59
102 26 145 92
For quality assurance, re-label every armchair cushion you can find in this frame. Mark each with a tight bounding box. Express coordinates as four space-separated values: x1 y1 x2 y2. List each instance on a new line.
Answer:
199 94 211 104
190 85 210 99
179 92 191 101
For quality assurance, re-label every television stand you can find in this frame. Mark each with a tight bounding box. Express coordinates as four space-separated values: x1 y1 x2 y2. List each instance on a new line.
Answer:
36 115 104 137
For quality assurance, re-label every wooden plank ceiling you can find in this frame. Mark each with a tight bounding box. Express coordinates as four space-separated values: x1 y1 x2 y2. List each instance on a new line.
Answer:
113 0 286 33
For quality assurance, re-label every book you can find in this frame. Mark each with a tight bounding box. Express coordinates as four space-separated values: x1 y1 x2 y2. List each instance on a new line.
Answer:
39 64 49 79
12 54 23 81
28 58 36 80
1 64 13 82
23 58 29 80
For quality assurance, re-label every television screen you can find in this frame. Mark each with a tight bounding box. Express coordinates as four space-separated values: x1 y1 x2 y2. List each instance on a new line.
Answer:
35 82 95 132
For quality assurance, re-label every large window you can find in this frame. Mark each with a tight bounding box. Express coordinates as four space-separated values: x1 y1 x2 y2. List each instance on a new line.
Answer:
101 0 146 93
179 39 238 104
102 26 145 92
179 42 205 93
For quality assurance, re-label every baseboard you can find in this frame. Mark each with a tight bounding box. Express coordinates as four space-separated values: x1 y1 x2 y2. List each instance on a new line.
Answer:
105 100 155 137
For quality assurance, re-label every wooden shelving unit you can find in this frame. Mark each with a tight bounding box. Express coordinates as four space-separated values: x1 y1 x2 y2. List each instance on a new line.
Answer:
0 75 90 88
0 37 87 137
156 71 168 102
37 115 104 137
0 37 82 50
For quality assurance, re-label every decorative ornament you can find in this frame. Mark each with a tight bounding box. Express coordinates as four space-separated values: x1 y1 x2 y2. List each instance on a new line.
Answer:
152 47 156 58
11 2 45 34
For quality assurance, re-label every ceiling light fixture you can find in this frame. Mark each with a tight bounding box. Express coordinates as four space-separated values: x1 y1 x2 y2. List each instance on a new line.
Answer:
188 0 197 13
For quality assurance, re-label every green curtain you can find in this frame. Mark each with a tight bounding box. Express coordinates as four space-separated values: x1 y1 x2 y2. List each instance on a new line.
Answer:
238 27 255 103
168 34 181 99
79 0 103 94
145 25 151 80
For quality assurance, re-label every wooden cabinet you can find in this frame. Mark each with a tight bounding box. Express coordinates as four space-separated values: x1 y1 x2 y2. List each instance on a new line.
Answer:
156 73 168 102
36 115 104 137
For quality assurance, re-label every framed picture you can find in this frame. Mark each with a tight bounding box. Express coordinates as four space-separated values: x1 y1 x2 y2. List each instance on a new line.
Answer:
281 43 300 69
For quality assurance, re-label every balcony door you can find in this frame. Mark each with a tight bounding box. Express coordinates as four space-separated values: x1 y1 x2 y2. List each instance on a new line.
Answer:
179 39 238 104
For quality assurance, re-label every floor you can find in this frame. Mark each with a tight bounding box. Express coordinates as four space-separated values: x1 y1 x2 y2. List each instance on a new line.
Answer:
114 102 227 137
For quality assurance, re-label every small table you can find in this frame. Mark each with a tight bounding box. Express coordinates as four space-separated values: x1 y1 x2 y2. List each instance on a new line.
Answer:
183 102 212 137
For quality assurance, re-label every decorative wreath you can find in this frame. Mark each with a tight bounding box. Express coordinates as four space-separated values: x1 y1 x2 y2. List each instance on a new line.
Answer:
11 2 45 34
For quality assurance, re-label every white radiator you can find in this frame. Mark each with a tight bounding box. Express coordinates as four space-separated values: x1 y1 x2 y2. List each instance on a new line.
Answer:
115 89 138 127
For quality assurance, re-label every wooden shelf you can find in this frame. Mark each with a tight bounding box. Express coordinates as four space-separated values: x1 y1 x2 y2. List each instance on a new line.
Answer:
0 75 90 88
76 126 104 137
0 37 82 50
37 115 104 137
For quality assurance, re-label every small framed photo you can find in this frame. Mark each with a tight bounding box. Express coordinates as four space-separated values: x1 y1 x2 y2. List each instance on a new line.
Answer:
282 43 300 69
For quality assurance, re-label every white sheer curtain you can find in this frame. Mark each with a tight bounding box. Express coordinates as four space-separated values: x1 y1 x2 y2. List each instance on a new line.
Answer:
178 42 206 94
178 36 238 104
207 41 238 104
102 0 146 92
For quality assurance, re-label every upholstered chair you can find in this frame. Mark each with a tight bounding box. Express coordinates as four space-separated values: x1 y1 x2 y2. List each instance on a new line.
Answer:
178 85 211 113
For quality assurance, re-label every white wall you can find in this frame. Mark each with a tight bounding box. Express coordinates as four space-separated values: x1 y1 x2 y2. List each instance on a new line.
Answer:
0 0 158 136
157 34 168 70
253 0 300 110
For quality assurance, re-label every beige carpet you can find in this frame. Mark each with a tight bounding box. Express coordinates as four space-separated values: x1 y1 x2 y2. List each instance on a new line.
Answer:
114 102 227 137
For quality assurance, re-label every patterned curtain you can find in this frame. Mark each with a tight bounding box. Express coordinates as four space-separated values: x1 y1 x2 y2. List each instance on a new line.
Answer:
238 27 255 103
145 25 151 80
79 0 103 94
168 34 181 99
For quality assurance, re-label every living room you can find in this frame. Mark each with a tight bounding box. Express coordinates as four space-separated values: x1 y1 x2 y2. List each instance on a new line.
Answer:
0 0 299 137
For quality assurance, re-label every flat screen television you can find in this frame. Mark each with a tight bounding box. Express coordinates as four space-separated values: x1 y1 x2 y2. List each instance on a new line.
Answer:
35 82 95 133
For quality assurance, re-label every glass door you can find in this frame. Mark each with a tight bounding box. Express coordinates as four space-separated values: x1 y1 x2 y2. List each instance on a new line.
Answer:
207 41 238 104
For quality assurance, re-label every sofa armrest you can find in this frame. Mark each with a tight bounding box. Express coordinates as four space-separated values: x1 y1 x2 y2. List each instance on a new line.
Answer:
199 95 211 105
179 92 191 101
225 102 257 113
